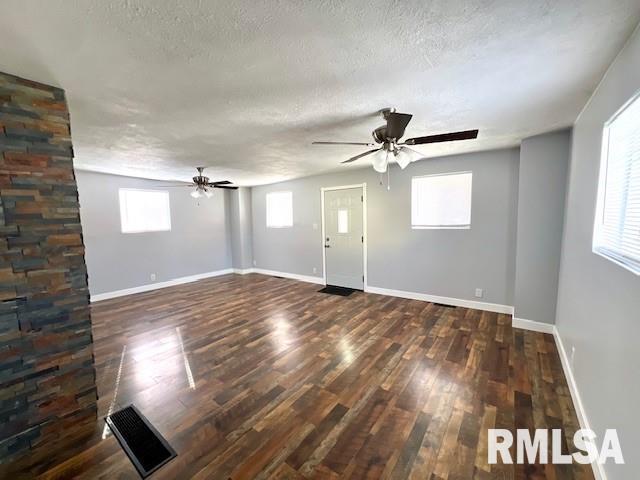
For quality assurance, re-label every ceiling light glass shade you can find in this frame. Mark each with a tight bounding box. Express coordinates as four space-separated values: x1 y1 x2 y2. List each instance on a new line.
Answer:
394 149 411 169
204 189 213 198
191 189 203 198
400 146 423 163
372 149 388 173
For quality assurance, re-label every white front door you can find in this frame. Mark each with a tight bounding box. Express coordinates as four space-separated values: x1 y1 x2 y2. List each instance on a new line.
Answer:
323 187 364 289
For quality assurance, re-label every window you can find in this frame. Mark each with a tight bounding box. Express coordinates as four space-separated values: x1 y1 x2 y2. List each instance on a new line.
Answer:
337 209 349 233
411 172 472 229
593 91 640 275
266 191 293 228
119 189 171 233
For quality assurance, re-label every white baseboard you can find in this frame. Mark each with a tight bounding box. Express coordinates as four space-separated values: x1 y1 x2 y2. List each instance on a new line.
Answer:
232 268 254 275
90 268 234 302
241 271 511 313
233 267 324 285
512 317 555 334
249 268 325 285
552 326 606 480
364 285 514 314
513 317 605 479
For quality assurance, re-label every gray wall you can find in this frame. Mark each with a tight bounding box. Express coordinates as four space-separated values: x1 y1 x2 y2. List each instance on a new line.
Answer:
555 26 640 479
228 187 254 270
514 130 571 324
76 170 231 296
252 148 520 306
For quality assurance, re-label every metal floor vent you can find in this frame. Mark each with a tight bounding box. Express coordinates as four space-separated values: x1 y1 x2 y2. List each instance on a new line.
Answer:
106 405 177 478
318 285 356 297
433 303 457 308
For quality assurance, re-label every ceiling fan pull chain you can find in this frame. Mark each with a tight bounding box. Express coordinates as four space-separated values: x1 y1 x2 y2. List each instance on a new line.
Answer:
387 165 391 191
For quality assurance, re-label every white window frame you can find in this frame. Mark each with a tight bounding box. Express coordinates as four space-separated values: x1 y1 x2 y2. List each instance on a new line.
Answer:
266 191 293 228
118 188 172 234
592 89 640 275
411 171 473 230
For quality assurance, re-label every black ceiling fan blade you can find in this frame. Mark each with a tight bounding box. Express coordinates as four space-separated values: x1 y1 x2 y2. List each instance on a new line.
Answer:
213 185 239 190
341 148 380 164
386 112 413 140
403 129 479 145
313 141 376 146
208 180 232 185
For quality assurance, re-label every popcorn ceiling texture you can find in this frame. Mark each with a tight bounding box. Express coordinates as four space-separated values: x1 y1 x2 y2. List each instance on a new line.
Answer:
0 72 97 463
0 1 638 185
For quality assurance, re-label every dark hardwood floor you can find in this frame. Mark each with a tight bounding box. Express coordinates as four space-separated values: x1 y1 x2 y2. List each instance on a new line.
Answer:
6 274 592 479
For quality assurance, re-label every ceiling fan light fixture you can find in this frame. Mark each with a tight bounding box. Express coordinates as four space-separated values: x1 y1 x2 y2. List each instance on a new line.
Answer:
191 189 203 199
405 146 424 161
394 149 411 169
372 149 388 173
204 188 213 198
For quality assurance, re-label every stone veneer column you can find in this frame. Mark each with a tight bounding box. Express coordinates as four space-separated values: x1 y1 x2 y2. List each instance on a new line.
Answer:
0 72 97 462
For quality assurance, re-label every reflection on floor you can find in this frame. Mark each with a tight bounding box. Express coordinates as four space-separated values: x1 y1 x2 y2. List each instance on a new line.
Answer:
6 273 593 479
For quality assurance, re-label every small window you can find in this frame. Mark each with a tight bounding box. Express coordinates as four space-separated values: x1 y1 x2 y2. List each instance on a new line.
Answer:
411 172 472 229
119 189 171 233
593 91 640 275
266 191 293 228
337 209 349 233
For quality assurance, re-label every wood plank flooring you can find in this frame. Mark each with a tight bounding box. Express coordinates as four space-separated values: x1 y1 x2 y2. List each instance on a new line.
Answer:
5 274 593 479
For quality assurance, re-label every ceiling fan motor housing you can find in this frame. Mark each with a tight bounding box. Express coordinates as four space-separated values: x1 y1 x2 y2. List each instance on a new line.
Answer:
193 167 209 186
372 125 387 144
193 174 209 185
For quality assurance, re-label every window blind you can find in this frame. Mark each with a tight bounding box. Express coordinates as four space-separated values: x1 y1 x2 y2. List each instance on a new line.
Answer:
593 92 640 274
266 191 293 228
119 189 172 234
411 172 472 229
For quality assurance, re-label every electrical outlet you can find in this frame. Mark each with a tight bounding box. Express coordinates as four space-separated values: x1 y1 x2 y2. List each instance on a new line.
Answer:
150 273 157 281
312 223 318 230
570 346 576 367
313 267 317 274
475 288 483 298
253 260 257 266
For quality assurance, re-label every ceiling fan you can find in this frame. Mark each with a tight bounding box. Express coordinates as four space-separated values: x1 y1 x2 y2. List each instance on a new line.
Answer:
312 108 478 173
165 167 238 198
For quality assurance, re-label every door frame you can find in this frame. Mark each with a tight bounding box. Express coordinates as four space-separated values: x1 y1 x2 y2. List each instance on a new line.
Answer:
320 183 367 288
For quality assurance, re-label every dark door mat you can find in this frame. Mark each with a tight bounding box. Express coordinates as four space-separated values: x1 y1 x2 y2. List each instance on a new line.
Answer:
105 405 177 478
318 285 356 296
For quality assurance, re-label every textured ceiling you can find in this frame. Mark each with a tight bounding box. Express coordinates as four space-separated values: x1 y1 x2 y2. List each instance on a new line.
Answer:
1 1 639 185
